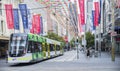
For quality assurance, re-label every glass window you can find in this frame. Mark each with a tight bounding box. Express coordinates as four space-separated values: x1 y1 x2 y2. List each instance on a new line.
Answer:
56 45 60 51
50 44 54 51
38 43 42 52
9 36 27 57
27 41 42 53
27 41 32 53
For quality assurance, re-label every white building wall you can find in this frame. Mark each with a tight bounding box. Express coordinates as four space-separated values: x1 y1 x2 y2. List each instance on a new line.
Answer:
1 0 18 37
0 0 73 42
58 23 62 36
23 0 47 35
0 0 48 38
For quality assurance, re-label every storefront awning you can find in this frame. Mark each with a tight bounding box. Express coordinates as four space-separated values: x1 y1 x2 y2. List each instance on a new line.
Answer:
0 36 9 40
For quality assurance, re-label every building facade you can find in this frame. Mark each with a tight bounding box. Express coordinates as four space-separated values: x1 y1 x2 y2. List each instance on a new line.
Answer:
0 0 75 58
102 0 120 53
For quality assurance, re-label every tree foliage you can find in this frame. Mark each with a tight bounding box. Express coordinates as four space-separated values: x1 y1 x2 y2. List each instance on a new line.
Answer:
70 37 75 47
44 32 66 45
85 32 94 48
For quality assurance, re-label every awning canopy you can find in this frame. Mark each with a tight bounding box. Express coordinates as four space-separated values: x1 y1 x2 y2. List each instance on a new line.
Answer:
0 36 9 40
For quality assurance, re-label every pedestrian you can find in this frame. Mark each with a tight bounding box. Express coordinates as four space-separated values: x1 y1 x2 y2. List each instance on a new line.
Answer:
87 49 90 57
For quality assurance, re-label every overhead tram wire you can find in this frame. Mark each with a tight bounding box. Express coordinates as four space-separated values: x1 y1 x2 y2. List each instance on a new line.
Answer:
0 5 59 10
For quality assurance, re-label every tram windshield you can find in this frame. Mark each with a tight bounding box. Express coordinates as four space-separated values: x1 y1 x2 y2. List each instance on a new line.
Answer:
9 35 27 57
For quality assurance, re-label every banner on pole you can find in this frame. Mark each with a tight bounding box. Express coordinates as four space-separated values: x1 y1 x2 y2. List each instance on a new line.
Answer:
40 17 43 34
78 0 85 25
32 14 40 34
94 2 99 26
5 4 14 29
13 9 19 30
19 4 28 29
27 9 32 33
98 0 102 24
92 10 96 30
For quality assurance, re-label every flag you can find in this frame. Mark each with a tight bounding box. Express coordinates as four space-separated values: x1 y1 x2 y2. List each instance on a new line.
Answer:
76 0 82 36
78 14 82 32
98 0 102 24
19 4 28 30
69 3 74 25
27 9 32 33
32 14 40 34
5 4 14 29
77 0 85 35
13 9 19 30
94 0 99 26
40 17 43 34
92 10 96 30
72 4 77 25
78 0 85 25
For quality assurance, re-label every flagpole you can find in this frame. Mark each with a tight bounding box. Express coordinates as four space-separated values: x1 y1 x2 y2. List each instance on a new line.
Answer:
98 23 101 56
95 29 97 54
98 0 102 56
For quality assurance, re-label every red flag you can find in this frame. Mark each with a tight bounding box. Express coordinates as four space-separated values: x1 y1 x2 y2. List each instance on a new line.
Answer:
31 14 40 34
78 0 85 25
78 14 82 32
94 2 99 26
30 26 34 33
5 4 14 29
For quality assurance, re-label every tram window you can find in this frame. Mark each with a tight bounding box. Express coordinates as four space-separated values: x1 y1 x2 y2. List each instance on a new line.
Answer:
34 42 40 52
38 43 42 52
45 43 47 51
27 41 33 53
15 40 17 45
56 45 60 51
50 44 54 51
32 44 34 53
20 39 25 46
18 46 24 54
28 41 42 53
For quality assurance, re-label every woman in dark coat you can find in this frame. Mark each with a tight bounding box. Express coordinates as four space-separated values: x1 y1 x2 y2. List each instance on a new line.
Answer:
87 49 90 57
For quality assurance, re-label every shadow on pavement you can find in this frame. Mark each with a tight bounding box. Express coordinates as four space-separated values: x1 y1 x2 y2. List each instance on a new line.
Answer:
9 56 61 67
10 60 43 67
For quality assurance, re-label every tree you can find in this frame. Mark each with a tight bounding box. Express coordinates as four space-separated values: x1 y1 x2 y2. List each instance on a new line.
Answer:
85 32 94 49
70 37 75 47
44 32 66 45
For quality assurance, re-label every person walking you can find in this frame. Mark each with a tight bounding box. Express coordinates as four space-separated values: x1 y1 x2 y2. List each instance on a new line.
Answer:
87 49 90 57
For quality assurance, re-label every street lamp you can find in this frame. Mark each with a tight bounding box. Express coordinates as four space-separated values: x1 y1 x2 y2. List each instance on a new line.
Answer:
111 0 115 61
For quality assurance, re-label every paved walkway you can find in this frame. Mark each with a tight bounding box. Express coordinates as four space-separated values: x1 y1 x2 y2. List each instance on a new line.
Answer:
0 50 120 71
73 50 120 64
0 50 120 63
46 50 120 63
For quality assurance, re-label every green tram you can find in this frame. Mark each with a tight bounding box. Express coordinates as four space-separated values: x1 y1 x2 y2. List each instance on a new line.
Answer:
7 33 64 63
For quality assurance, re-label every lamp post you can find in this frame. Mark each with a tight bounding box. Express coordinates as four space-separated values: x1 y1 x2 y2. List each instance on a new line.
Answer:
111 0 115 61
